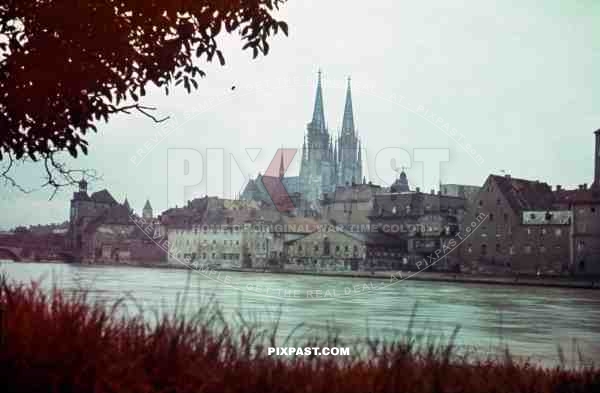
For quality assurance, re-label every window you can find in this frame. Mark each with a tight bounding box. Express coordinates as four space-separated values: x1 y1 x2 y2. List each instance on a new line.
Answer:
527 228 531 235
555 228 562 237
541 228 546 235
489 213 494 222
495 243 501 252
539 246 546 253
405 205 411 214
496 198 501 206
592 207 596 213
480 244 487 256
503 213 508 222
392 206 397 214
509 246 515 255
467 244 472 254
479 200 483 207
524 245 531 254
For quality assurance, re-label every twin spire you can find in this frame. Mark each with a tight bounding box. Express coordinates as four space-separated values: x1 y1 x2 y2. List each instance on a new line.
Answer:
311 69 327 132
310 70 355 135
341 76 355 134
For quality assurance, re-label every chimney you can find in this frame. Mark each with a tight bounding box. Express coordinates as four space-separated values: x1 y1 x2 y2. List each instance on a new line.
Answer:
430 189 435 195
594 129 600 190
583 183 588 190
416 187 421 193
556 185 562 192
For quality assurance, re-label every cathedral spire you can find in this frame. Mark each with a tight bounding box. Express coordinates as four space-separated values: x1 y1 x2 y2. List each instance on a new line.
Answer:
279 149 285 178
341 76 355 135
310 69 326 133
302 136 307 161
123 196 131 213
358 139 362 161
333 138 338 163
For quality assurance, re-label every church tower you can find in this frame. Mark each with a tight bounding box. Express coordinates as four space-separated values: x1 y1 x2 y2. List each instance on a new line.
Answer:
143 199 153 221
336 77 362 186
299 71 363 204
300 70 336 202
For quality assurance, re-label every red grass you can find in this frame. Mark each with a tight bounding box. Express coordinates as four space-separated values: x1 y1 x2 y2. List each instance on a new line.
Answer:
1 280 599 393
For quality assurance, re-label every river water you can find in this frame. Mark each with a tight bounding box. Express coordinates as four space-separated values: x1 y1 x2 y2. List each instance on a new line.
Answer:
1 261 599 367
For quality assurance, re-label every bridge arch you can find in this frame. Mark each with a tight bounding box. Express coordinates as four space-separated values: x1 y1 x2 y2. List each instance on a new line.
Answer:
0 247 21 262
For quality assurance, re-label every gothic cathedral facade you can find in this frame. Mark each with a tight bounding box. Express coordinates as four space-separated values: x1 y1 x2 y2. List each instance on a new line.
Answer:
299 71 363 202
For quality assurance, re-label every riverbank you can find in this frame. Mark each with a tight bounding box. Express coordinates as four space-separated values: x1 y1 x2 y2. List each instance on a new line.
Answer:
222 267 600 290
5 258 599 290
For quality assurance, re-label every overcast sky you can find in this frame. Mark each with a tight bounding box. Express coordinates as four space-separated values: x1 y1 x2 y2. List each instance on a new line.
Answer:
1 0 599 229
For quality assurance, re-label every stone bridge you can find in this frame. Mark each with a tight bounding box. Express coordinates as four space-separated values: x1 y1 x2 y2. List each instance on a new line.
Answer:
0 246 23 262
0 233 74 262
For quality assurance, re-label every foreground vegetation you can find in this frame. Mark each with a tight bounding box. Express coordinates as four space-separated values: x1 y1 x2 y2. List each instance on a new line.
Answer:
0 280 598 393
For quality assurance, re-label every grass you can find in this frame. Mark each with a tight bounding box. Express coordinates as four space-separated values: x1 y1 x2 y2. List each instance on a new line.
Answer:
1 278 599 393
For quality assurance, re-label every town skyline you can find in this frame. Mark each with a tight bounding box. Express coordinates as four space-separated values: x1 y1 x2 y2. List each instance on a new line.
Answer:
1 0 599 229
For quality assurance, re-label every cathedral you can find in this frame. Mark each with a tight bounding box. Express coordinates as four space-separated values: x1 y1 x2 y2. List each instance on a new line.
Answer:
241 71 364 211
299 71 363 202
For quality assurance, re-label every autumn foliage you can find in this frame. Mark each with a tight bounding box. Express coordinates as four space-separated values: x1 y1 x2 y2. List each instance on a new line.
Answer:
0 280 599 393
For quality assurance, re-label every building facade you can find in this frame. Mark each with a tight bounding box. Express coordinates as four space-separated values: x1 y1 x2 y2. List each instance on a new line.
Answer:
67 181 164 262
369 189 466 271
299 72 363 202
462 174 571 274
163 197 284 268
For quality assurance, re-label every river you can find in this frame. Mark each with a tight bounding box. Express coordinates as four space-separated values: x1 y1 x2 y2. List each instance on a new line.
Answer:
2 260 599 367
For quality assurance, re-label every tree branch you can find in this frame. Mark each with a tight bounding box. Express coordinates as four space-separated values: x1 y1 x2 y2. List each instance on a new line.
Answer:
108 103 170 123
1 151 101 200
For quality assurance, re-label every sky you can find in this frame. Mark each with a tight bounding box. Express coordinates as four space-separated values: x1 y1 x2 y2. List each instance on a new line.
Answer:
1 0 599 229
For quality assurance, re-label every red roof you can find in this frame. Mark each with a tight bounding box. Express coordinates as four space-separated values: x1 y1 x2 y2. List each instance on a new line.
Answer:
489 175 555 212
